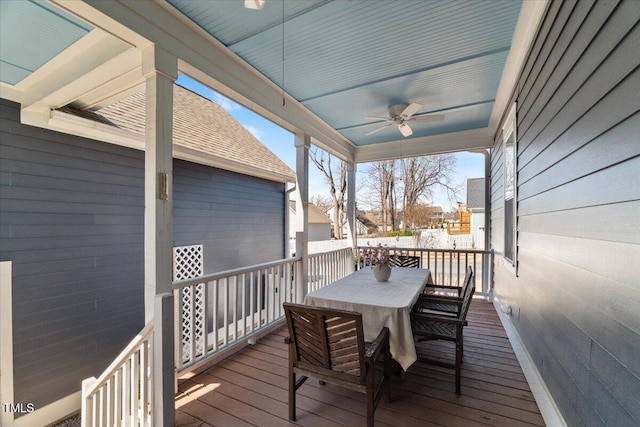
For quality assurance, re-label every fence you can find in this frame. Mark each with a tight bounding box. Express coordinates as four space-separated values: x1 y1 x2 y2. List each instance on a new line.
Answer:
81 322 154 427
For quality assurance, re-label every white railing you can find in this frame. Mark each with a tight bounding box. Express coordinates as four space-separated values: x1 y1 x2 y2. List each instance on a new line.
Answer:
81 294 174 427
81 323 154 427
173 257 300 374
356 246 494 295
307 247 355 292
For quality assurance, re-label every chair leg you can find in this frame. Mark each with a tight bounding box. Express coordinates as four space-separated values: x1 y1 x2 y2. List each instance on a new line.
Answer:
384 340 393 402
455 331 463 395
289 369 296 421
366 366 375 427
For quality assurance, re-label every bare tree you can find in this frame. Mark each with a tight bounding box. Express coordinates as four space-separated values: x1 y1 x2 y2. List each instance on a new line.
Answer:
401 155 457 229
367 160 397 233
309 147 347 239
362 155 457 233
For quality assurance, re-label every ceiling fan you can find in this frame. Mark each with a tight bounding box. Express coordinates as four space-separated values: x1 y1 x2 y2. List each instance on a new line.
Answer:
365 103 444 137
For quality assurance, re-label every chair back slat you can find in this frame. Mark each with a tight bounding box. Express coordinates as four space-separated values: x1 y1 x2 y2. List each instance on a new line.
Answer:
389 255 420 268
460 266 475 320
284 303 367 384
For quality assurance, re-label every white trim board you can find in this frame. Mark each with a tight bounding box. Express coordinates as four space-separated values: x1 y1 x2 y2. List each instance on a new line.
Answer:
15 392 80 427
1 262 14 427
491 295 567 427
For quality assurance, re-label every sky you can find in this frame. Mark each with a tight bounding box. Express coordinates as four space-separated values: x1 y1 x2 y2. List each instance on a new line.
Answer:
176 75 484 212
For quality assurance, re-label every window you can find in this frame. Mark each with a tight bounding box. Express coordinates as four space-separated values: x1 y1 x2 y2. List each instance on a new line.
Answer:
503 104 517 269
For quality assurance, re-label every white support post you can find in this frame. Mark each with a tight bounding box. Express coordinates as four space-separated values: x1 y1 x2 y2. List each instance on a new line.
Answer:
346 162 357 249
153 293 175 426
482 149 492 291
294 133 310 302
142 45 177 322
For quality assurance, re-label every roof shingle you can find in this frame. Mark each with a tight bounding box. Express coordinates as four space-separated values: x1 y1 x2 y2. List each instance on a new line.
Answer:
98 85 295 182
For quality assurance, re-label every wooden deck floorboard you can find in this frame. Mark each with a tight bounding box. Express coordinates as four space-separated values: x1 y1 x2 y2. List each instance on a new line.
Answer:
176 299 545 426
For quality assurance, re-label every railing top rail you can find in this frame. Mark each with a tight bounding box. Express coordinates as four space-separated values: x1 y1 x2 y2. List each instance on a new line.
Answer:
355 246 493 255
307 247 354 258
173 256 302 289
84 320 154 396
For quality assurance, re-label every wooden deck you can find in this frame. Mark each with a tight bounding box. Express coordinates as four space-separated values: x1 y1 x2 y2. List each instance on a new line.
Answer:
175 300 545 426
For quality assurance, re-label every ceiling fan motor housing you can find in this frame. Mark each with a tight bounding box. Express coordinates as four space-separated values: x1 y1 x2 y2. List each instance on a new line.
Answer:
389 103 410 119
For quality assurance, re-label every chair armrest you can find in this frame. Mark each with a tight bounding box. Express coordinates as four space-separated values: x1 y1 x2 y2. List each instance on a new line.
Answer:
424 284 463 296
416 294 463 305
411 311 467 326
365 327 390 363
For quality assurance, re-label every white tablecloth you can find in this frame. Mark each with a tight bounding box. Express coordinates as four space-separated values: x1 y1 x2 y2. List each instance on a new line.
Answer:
304 267 433 371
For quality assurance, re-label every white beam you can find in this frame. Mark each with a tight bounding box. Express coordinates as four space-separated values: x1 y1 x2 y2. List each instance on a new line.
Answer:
19 29 131 109
142 44 177 322
489 0 550 135
355 127 493 163
57 0 354 163
0 82 22 104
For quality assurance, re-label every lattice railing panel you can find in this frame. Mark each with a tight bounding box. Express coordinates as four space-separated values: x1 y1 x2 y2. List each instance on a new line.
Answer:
173 245 204 364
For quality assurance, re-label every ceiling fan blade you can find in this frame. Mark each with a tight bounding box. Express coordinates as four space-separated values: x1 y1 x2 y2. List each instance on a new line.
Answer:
401 103 422 118
365 123 393 136
244 0 265 10
410 114 445 123
364 116 392 121
398 123 413 137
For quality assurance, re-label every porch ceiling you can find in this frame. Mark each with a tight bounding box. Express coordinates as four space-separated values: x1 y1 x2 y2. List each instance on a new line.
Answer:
0 0 543 163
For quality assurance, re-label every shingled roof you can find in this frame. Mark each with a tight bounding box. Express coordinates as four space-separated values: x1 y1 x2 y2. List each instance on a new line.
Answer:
289 201 332 224
97 85 295 182
466 178 486 210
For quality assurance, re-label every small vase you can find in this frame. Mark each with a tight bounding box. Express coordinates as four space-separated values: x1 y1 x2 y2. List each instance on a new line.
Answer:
373 264 392 282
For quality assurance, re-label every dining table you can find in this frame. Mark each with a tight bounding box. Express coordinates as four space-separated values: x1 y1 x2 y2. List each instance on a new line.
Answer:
304 266 433 371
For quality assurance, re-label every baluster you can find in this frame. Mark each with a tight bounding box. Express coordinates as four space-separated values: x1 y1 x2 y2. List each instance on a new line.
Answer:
203 280 210 357
213 279 219 351
190 284 197 361
123 357 131 427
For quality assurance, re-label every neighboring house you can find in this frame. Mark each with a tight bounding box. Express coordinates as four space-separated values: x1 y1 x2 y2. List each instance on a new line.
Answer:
466 178 485 249
356 211 377 235
289 201 331 242
365 210 402 233
430 206 445 225
0 86 294 421
326 206 372 237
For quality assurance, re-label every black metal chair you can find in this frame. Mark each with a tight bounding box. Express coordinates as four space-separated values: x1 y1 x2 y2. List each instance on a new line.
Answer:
410 266 474 394
283 303 391 426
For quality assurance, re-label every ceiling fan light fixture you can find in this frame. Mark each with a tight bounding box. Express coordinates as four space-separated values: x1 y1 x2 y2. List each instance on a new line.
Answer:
398 123 413 137
244 0 266 10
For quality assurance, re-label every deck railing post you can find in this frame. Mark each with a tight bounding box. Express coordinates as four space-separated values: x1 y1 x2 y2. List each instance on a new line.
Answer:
81 377 96 427
153 292 175 426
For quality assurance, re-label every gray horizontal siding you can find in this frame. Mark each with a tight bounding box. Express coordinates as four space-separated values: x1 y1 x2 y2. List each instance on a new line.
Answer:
0 99 145 409
490 0 640 425
0 98 287 411
173 159 285 273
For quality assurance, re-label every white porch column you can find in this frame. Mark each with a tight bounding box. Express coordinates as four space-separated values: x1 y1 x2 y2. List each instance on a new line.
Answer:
294 133 310 302
346 162 357 249
142 45 176 427
142 45 177 322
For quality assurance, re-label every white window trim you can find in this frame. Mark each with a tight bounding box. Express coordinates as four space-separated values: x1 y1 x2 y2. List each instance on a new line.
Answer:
502 103 518 275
